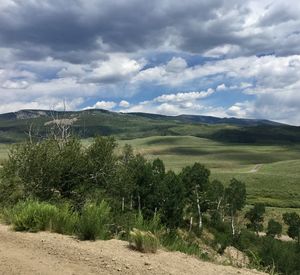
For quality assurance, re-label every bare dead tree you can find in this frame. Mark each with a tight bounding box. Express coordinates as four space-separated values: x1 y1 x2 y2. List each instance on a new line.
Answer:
25 122 43 143
46 100 75 148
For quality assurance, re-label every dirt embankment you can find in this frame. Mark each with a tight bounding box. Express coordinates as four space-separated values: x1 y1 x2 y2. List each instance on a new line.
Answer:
0 224 265 275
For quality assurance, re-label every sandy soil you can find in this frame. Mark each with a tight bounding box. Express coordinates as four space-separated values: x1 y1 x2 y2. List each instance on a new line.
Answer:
0 224 265 275
258 231 294 242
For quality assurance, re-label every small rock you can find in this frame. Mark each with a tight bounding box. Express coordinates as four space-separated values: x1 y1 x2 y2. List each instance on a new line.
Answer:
144 262 151 266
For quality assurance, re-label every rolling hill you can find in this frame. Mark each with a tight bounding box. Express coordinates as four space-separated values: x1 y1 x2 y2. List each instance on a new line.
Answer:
0 109 299 144
0 109 300 208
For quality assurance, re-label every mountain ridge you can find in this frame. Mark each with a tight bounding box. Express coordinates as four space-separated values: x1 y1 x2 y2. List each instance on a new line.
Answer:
0 109 285 126
0 109 298 144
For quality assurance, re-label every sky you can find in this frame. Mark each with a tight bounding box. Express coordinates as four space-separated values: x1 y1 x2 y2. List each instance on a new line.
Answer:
0 0 300 125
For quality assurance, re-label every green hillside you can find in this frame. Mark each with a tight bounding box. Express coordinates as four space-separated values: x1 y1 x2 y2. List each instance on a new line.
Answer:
0 109 300 209
118 136 300 208
0 109 300 144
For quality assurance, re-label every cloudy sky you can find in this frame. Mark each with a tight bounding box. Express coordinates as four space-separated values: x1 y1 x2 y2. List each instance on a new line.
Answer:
1 0 300 124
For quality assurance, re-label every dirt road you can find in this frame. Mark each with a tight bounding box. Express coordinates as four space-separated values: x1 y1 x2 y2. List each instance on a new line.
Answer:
250 164 263 173
0 224 265 275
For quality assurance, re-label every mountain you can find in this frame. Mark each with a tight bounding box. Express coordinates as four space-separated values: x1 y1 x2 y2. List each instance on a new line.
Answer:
0 109 298 144
128 112 282 126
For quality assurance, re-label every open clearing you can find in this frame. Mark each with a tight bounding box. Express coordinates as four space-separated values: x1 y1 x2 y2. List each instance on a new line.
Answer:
0 224 264 275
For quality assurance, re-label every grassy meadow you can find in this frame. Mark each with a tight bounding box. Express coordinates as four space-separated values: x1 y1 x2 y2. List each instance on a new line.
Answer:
118 136 300 208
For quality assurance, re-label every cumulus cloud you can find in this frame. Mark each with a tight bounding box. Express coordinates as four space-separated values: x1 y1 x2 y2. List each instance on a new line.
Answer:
84 101 117 110
0 97 84 114
119 100 130 108
154 89 214 103
122 88 219 116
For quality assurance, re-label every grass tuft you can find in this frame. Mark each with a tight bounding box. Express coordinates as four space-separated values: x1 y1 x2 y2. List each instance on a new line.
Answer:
76 201 111 240
129 228 159 253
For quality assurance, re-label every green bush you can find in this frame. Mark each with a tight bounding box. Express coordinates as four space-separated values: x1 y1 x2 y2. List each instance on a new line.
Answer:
133 212 163 235
266 219 282 238
258 237 300 274
76 201 111 240
3 200 78 234
8 200 58 232
161 231 206 259
49 204 78 235
129 228 159 253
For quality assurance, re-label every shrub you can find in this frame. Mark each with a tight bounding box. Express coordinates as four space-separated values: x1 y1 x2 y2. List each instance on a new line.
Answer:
266 219 282 238
8 200 58 232
133 212 163 235
161 230 206 259
50 204 78 235
76 201 111 240
129 228 159 253
258 237 300 274
3 200 79 234
1 138 89 204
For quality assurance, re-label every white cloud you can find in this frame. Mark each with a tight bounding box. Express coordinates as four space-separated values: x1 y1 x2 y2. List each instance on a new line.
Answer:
122 88 221 116
84 100 117 110
203 44 240 57
165 57 188 73
1 80 29 89
154 89 214 103
119 100 130 108
0 97 84 114
216 84 226 91
80 54 145 84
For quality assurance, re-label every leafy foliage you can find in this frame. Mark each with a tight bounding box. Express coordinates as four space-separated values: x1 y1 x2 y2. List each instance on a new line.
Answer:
283 212 300 245
245 203 265 234
225 178 246 235
266 219 282 238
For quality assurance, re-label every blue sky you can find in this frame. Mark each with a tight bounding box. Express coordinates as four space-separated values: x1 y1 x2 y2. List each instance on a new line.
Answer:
0 0 300 125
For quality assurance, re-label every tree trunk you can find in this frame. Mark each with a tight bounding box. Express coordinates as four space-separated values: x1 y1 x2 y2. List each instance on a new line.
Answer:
189 217 193 232
138 195 141 213
122 197 125 212
196 191 202 229
130 195 133 210
217 197 222 211
231 209 235 236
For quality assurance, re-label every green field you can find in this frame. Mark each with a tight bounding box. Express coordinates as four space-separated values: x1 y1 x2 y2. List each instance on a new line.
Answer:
118 136 300 208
